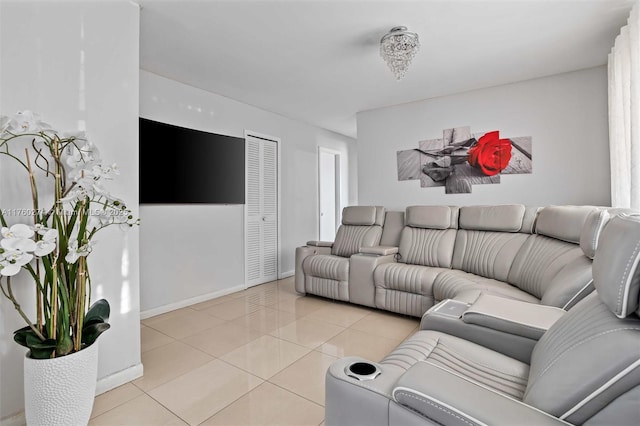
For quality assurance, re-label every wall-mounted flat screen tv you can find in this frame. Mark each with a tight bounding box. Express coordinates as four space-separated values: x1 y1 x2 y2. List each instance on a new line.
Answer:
139 117 245 204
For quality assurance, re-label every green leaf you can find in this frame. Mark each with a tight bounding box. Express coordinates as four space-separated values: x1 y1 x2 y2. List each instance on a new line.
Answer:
82 322 110 347
14 327 56 359
84 299 110 326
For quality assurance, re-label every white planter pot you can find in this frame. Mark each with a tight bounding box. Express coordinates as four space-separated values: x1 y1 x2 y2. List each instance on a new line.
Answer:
23 341 99 426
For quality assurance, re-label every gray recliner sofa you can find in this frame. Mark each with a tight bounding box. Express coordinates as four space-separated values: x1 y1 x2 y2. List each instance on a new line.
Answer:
325 212 640 425
296 203 609 318
295 205 385 302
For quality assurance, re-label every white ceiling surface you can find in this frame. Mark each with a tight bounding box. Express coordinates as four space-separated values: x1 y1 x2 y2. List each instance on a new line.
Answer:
138 0 635 138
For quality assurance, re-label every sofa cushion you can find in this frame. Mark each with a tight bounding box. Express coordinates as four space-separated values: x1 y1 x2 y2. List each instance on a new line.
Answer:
380 211 405 246
341 205 379 225
524 294 640 423
535 205 596 244
451 230 529 282
579 208 609 259
433 270 540 305
521 206 541 234
331 225 382 257
592 213 640 317
405 205 458 229
459 204 526 232
382 330 530 399
302 254 349 281
508 235 586 303
374 263 445 295
398 228 457 267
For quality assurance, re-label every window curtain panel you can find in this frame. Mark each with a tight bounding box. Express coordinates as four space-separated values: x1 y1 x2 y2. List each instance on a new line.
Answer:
609 2 640 208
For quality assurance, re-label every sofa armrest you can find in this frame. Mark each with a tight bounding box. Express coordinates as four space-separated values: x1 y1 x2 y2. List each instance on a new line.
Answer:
359 246 399 256
421 299 538 363
295 244 332 294
392 362 570 426
307 240 334 247
462 294 565 340
349 253 396 307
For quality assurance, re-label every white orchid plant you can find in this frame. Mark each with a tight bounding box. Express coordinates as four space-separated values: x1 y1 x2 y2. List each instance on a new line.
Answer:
0 111 138 359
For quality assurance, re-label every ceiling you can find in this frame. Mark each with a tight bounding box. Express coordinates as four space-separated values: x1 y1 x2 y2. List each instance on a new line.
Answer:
138 0 635 139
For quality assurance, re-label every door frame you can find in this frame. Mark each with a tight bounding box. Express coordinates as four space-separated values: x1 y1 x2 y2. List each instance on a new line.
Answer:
244 130 282 288
317 146 342 240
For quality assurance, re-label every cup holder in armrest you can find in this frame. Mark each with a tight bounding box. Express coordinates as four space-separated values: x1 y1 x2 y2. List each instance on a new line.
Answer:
345 362 381 381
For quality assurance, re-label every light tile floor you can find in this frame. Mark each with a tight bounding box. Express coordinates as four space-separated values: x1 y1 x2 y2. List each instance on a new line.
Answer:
89 277 420 426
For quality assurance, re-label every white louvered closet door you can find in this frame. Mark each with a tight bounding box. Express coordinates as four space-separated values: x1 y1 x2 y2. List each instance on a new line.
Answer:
246 135 278 287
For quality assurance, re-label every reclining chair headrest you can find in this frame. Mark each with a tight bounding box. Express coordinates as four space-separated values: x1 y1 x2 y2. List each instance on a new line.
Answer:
459 204 525 232
593 213 640 318
405 206 458 230
341 206 385 226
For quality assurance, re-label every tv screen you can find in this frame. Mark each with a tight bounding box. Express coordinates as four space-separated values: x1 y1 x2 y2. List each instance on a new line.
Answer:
139 117 245 204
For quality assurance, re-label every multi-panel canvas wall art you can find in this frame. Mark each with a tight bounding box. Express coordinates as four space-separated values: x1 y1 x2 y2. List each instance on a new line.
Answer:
397 126 532 194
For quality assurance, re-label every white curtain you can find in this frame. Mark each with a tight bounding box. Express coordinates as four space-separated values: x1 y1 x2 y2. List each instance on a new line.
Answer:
609 2 640 208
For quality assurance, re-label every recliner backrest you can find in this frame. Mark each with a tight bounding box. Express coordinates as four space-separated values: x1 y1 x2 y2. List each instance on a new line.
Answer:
452 205 531 282
507 205 606 308
523 213 640 424
331 206 385 257
397 206 458 267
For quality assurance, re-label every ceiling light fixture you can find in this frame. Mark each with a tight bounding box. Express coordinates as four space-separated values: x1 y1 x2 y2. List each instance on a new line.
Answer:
379 26 420 81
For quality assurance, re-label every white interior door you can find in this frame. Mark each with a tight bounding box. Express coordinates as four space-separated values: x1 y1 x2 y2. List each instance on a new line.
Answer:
319 148 340 241
246 134 279 287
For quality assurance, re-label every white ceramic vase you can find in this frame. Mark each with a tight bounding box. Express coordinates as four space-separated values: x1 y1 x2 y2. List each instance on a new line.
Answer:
23 341 99 426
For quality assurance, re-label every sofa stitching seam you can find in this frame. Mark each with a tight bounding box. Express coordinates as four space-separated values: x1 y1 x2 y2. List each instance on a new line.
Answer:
394 390 477 426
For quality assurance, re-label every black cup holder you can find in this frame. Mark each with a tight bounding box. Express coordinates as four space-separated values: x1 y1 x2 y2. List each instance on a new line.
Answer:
345 362 381 381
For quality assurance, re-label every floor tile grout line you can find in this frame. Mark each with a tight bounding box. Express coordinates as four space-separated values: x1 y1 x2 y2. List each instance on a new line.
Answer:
217 335 313 381
143 390 193 425
265 380 326 409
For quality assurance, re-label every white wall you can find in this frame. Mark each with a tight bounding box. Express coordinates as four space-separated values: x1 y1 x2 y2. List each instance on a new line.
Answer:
0 1 141 422
357 66 611 210
139 71 356 314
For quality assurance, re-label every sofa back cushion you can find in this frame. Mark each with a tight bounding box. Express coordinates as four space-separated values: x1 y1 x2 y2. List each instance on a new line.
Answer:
592 213 640 318
451 205 529 282
524 294 640 424
405 205 459 229
508 205 602 307
398 206 458 267
535 205 596 245
380 211 405 247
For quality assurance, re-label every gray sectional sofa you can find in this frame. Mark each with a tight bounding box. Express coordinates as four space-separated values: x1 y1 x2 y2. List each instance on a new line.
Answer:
295 203 609 317
324 212 640 426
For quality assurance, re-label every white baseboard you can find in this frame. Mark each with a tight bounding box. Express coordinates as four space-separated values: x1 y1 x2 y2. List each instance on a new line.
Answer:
96 362 144 395
279 270 294 278
0 413 25 426
140 284 246 319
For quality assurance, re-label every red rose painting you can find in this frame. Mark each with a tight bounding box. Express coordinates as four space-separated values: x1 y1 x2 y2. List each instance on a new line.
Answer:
467 131 512 176
396 126 532 194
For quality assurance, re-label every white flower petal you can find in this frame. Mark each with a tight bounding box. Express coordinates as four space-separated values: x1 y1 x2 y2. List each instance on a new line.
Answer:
0 262 22 276
34 240 56 256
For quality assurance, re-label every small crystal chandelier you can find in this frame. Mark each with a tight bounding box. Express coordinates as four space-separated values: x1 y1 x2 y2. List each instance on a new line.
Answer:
379 26 420 81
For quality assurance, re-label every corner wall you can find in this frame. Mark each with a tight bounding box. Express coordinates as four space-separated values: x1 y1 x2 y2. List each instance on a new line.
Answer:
357 66 611 210
0 1 141 422
139 71 356 314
